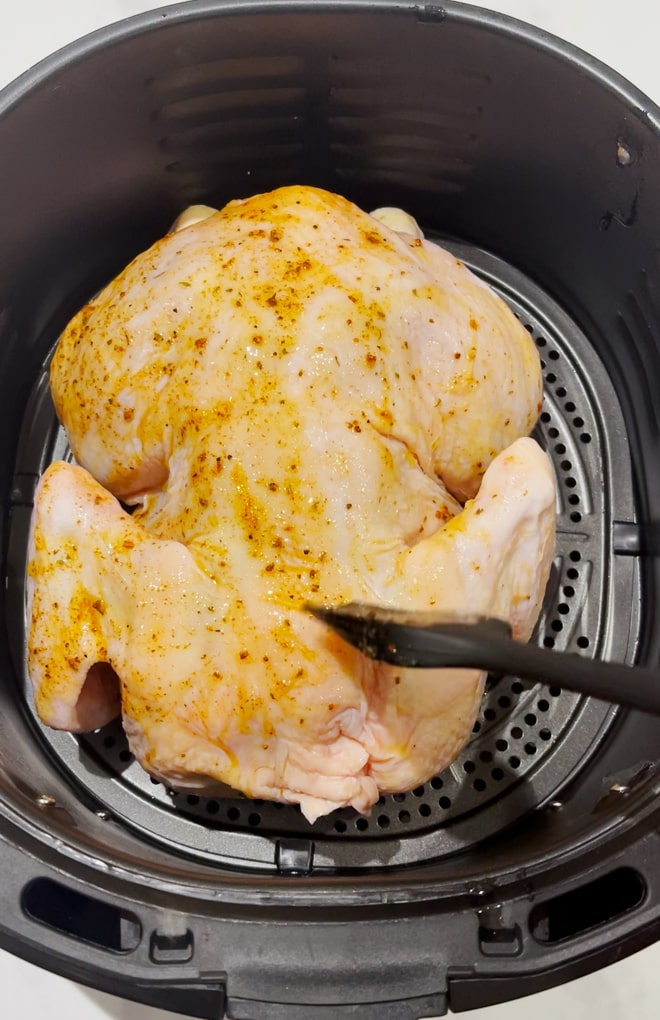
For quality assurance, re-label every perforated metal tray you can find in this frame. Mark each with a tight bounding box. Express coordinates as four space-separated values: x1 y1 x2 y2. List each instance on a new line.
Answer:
8 239 639 871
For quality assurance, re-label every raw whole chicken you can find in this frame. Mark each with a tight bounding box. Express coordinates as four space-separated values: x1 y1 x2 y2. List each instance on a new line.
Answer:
27 185 556 822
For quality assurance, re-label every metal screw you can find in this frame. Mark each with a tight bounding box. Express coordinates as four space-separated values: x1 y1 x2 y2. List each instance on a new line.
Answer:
36 794 56 807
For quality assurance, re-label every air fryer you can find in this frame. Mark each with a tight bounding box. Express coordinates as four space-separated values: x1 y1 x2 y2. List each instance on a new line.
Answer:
0 2 659 1018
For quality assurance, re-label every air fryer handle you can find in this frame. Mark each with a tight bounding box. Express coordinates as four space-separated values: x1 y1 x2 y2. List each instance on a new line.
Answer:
3 799 660 1020
225 993 448 1019
0 818 451 1020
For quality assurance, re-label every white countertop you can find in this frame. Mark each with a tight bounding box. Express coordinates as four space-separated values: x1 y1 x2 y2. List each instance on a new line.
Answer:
1 2 659 1018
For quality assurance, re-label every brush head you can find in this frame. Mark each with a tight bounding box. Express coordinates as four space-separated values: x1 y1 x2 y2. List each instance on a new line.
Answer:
306 602 512 667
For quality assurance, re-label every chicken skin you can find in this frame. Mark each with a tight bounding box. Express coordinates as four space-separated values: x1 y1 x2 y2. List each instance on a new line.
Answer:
27 186 555 821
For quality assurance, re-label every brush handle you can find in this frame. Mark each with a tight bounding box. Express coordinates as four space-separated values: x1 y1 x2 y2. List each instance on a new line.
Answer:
380 620 660 717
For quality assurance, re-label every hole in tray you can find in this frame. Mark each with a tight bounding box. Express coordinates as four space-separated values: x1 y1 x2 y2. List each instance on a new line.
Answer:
22 879 141 954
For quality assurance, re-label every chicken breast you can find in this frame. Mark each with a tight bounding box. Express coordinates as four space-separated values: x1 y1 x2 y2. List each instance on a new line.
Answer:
27 185 555 821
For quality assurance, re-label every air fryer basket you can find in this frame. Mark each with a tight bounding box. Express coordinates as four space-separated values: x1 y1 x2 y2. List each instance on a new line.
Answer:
1 1 660 1017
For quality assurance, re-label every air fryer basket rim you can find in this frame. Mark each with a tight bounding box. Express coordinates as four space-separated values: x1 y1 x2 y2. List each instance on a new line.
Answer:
2 0 660 126
2 1 660 1016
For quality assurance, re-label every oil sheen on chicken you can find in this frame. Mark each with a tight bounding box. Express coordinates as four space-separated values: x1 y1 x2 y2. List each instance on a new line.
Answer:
27 185 556 822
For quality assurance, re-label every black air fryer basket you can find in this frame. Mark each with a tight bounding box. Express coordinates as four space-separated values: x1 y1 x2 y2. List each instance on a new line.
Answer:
1 2 660 1017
